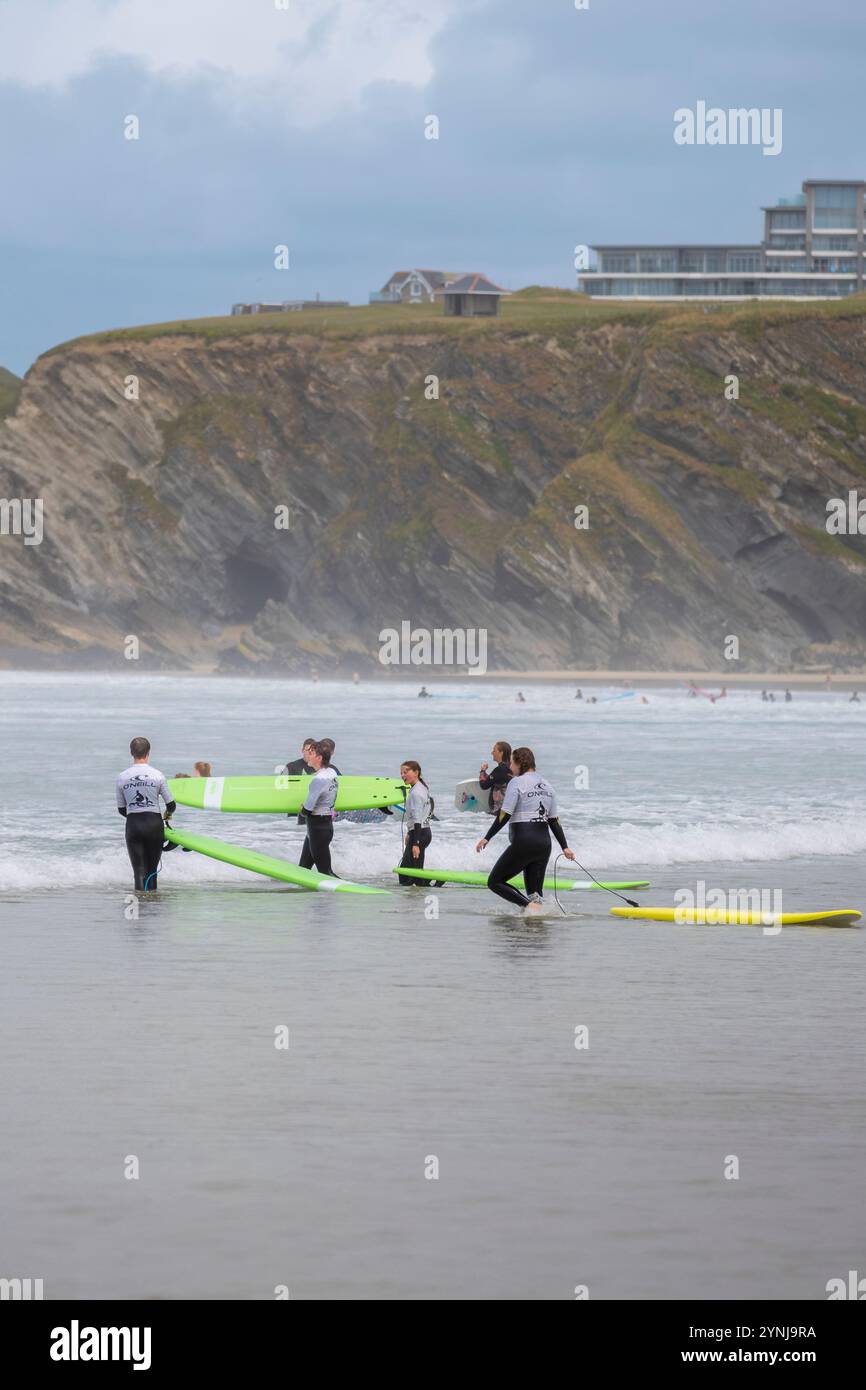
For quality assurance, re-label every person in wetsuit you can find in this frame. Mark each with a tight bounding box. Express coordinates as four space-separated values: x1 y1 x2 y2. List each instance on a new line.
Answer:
298 741 338 875
397 760 434 884
475 746 575 914
478 741 512 814
284 738 317 776
116 736 176 890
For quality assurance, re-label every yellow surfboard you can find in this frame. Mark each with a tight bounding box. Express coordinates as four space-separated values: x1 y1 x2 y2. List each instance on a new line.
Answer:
609 907 861 928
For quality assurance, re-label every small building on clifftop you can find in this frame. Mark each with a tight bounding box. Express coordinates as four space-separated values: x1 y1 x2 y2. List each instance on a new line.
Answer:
435 273 511 317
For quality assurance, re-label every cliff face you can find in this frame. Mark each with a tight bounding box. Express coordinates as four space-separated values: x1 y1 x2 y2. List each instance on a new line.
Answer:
3 298 866 672
0 366 21 420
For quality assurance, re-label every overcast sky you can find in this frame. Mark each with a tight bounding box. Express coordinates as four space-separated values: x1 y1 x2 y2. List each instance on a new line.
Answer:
0 0 863 373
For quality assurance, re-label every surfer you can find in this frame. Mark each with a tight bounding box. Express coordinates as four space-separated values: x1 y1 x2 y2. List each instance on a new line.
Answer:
284 738 317 775
418 686 431 698
850 690 860 704
785 689 793 703
475 746 575 915
574 688 583 701
116 737 177 891
478 741 513 813
397 761 434 884
298 741 338 876
516 691 526 703
193 761 212 777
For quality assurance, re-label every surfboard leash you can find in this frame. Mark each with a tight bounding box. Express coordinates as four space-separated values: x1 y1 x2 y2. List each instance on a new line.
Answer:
566 853 640 907
551 854 568 915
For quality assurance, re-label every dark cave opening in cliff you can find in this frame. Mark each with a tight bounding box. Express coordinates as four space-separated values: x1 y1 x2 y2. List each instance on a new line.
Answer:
223 550 288 622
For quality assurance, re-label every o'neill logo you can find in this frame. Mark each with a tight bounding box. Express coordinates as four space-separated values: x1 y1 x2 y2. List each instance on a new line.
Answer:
50 1321 152 1371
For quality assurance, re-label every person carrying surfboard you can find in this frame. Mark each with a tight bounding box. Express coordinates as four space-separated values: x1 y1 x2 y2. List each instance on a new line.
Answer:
298 741 339 876
478 741 512 813
397 761 434 884
475 746 574 915
116 737 177 891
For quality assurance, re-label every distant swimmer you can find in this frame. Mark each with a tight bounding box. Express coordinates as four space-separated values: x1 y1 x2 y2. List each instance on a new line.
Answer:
116 736 176 891
478 741 513 813
475 746 575 915
640 696 649 705
298 741 338 876
850 691 861 704
768 692 776 703
418 686 432 698
352 671 360 685
194 761 212 777
761 690 768 702
397 761 434 884
785 689 793 703
574 689 583 701
516 691 526 703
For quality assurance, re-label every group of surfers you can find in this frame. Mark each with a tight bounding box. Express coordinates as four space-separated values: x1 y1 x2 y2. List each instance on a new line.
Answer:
115 735 575 916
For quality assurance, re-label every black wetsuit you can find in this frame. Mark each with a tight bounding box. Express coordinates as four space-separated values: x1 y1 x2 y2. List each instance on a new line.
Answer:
300 817 334 875
483 773 568 908
124 812 167 891
398 826 432 882
478 761 512 813
285 757 316 775
116 762 175 891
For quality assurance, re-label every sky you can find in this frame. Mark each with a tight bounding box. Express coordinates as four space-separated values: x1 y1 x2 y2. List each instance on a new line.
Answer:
0 0 863 374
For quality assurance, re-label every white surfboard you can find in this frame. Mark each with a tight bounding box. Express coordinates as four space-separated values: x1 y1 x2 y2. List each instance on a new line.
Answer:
454 778 489 812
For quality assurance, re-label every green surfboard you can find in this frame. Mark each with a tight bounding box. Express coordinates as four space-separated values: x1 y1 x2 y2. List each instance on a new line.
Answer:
165 826 388 893
392 867 650 890
168 774 407 815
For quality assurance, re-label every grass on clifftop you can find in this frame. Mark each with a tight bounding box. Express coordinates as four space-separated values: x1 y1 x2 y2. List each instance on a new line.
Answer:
0 365 22 419
42 289 866 359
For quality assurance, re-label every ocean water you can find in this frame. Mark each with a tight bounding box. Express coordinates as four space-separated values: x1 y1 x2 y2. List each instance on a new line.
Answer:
1 672 864 1299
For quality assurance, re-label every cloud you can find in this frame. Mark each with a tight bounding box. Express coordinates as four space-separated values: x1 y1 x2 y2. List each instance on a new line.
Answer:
0 0 460 124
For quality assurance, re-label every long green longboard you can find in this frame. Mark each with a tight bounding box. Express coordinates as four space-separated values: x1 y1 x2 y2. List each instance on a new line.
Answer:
165 827 388 893
392 867 650 890
169 775 407 814
610 906 860 927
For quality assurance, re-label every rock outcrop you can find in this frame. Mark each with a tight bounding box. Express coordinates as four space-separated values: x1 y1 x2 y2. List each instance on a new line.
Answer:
2 295 866 671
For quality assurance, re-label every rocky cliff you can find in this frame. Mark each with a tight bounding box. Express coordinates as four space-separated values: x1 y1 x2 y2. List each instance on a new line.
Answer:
2 293 866 673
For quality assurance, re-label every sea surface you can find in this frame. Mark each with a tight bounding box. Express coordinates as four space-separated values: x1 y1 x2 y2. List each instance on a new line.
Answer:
1 672 864 1300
